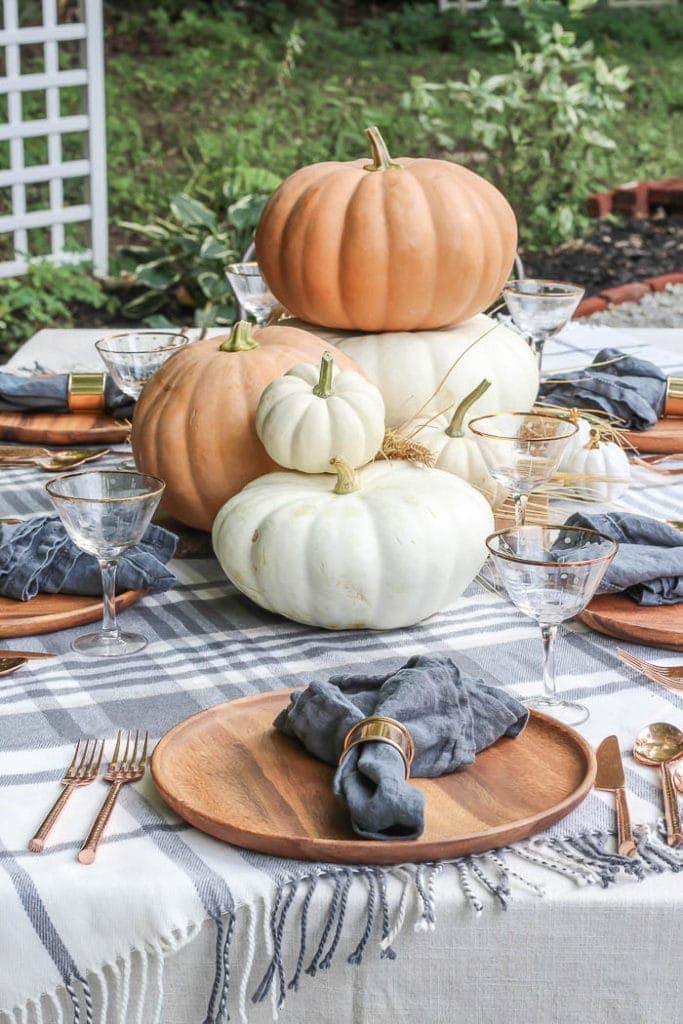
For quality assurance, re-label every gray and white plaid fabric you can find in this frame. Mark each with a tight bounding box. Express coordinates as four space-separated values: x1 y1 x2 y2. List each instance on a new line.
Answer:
1 325 682 1024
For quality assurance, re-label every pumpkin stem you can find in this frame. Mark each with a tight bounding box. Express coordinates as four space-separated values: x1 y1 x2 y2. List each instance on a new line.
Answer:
586 428 602 450
364 126 400 172
568 407 580 425
445 379 492 438
331 456 361 494
219 321 259 352
312 351 334 398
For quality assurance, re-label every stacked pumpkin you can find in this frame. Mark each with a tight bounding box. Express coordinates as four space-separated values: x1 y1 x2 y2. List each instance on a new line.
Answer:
132 127 544 629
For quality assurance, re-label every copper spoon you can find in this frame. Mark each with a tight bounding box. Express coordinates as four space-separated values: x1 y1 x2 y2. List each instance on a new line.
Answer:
0 657 28 677
633 723 683 847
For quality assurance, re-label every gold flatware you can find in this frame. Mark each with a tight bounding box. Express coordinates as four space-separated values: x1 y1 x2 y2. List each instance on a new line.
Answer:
0 649 56 660
0 447 111 471
0 656 28 676
617 648 683 693
29 738 105 852
78 729 148 864
633 723 683 847
595 735 637 857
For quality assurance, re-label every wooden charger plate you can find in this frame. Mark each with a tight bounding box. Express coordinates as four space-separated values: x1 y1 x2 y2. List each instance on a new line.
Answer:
622 417 683 455
0 411 129 445
151 690 596 865
0 590 144 639
579 593 683 652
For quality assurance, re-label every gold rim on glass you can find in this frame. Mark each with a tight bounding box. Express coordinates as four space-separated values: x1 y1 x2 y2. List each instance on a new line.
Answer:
503 279 584 299
46 470 165 504
468 412 579 442
94 331 188 356
485 524 618 569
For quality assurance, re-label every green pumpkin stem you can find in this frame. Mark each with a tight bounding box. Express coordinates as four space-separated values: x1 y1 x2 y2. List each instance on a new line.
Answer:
364 126 400 172
219 320 259 352
312 351 334 398
445 379 492 438
331 456 360 495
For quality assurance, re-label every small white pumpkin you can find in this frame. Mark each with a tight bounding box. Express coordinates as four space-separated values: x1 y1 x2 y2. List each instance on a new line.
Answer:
212 457 494 630
559 428 631 501
406 379 508 506
255 351 386 474
557 413 592 472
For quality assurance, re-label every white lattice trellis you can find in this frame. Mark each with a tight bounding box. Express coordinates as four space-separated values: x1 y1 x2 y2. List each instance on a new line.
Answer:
0 0 107 277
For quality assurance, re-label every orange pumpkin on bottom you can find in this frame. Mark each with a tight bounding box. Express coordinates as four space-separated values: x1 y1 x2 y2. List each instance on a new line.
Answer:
131 321 362 531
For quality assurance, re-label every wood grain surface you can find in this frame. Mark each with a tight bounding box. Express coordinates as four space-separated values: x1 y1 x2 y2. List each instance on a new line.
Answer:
579 593 683 652
622 418 683 455
0 411 129 445
151 690 596 864
0 590 144 639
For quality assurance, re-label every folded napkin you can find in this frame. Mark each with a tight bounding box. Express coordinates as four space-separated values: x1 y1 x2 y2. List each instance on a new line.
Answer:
565 511 683 606
274 654 529 841
540 347 667 430
0 514 177 601
0 372 134 419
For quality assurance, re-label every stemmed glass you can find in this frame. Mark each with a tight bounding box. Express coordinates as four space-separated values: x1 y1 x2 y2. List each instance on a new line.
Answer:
226 262 279 325
487 525 617 726
95 331 188 468
46 470 165 658
503 279 584 372
469 413 578 527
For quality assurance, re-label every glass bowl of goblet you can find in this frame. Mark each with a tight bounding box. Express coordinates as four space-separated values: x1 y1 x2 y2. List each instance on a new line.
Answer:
503 279 584 372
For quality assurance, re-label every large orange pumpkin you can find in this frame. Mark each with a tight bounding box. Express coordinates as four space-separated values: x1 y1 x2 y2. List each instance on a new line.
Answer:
255 126 517 333
131 321 362 531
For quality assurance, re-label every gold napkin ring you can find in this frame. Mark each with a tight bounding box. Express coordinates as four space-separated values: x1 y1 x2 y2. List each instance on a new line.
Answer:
67 373 106 413
664 377 683 418
339 716 415 779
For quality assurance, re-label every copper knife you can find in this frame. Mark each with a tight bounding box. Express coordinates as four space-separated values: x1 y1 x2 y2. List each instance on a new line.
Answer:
595 735 637 857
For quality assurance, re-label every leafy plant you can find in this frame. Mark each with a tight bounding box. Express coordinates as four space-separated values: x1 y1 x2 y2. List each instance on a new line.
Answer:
403 6 631 247
118 169 281 328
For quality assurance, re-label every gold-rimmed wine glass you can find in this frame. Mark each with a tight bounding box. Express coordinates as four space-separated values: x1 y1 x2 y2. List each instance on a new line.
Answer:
225 262 278 325
503 279 584 372
487 525 617 726
469 412 578 527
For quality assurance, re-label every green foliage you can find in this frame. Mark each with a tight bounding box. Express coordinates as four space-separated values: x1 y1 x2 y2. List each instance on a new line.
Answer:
404 9 631 246
119 170 280 328
0 262 115 356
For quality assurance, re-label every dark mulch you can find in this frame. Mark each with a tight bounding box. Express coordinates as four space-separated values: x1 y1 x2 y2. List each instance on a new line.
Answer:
522 213 683 296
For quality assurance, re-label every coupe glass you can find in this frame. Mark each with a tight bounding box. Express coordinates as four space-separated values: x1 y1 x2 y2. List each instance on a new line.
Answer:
226 262 278 325
95 331 188 468
469 413 578 526
46 471 165 658
487 525 617 725
503 279 584 372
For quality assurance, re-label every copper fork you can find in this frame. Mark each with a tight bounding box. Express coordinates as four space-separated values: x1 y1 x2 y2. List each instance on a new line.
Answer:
617 648 683 693
78 729 148 865
29 738 105 852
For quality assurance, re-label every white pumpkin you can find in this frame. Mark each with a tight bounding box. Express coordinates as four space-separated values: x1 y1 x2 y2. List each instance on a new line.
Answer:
212 458 494 630
406 379 507 506
280 314 539 428
559 428 631 501
255 350 385 473
557 414 592 472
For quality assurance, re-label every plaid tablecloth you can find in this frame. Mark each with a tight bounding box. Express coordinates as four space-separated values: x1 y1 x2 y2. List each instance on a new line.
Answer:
1 324 682 1024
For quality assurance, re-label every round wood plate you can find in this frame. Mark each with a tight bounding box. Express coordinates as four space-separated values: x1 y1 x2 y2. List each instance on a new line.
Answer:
0 590 145 639
622 418 683 455
579 593 683 652
151 690 596 865
0 411 129 445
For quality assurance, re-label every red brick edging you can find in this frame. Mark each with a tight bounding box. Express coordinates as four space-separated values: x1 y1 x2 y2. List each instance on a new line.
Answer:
574 271 683 318
587 178 683 218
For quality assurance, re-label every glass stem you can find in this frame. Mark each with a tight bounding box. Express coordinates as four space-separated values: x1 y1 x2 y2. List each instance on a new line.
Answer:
99 559 119 640
513 492 529 527
529 335 546 373
540 622 558 702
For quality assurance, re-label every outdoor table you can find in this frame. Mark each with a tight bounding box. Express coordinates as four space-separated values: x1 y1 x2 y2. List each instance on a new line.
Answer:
0 324 682 1024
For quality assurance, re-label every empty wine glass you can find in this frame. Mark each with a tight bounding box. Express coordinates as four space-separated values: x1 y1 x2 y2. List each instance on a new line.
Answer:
469 413 578 526
503 279 584 372
487 525 617 725
96 331 188 468
46 470 165 658
226 262 278 325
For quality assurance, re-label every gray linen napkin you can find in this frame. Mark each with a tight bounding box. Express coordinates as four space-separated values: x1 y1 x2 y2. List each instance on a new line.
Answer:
0 514 177 601
274 655 529 841
565 511 683 605
0 372 134 419
540 347 667 429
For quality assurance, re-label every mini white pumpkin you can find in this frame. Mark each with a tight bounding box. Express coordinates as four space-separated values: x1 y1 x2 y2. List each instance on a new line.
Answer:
255 350 385 473
212 457 494 630
556 413 592 472
279 314 539 428
406 379 508 506
559 428 631 501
